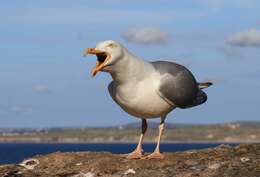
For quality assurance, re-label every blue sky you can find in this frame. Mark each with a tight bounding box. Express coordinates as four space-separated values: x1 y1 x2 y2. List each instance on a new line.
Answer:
0 0 260 127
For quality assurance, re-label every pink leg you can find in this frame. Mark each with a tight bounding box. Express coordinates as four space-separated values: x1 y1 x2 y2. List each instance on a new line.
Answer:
147 118 165 159
126 119 147 159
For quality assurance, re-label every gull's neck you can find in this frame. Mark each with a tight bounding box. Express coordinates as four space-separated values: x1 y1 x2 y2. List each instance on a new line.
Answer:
109 49 154 85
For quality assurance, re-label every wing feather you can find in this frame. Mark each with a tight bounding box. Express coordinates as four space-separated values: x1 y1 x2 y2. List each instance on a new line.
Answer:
151 61 199 108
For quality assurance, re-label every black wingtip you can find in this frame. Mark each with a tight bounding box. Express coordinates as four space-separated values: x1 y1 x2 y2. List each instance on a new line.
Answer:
198 82 213 89
205 82 213 86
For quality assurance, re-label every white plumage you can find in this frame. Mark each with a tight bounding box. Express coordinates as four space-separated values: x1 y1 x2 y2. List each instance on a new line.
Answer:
84 40 212 159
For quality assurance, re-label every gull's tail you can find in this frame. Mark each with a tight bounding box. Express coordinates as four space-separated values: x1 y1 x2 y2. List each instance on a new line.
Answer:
198 82 213 89
181 82 212 109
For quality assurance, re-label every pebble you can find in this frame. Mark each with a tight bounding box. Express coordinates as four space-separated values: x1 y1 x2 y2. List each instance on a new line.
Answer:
124 169 136 175
76 162 83 166
18 158 39 170
208 163 221 170
240 157 250 163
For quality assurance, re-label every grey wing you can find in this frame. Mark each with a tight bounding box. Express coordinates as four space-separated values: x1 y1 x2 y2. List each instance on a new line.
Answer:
108 81 115 100
151 61 199 108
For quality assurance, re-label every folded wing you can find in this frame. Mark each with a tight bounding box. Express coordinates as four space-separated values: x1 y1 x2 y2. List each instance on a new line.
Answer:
151 61 210 109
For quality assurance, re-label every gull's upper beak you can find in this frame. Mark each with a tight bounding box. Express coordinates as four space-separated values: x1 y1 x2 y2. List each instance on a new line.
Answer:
83 48 99 56
83 48 111 77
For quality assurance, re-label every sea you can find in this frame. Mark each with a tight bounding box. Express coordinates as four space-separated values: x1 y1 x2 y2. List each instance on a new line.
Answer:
0 143 238 164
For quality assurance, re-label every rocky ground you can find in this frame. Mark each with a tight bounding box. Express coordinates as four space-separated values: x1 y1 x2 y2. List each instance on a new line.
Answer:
0 144 259 177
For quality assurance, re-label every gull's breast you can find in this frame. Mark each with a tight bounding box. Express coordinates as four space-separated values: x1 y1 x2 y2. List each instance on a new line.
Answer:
113 75 174 118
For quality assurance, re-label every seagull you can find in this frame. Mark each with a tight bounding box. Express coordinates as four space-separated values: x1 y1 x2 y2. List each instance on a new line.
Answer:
84 40 212 159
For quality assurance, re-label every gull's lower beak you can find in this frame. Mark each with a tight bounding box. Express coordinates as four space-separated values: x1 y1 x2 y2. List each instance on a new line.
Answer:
83 48 110 77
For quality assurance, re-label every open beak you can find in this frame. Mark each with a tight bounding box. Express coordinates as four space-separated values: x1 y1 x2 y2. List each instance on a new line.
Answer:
83 48 111 77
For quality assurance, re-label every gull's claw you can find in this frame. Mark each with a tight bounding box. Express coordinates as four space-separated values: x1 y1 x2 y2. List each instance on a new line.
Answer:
145 152 164 159
121 149 143 159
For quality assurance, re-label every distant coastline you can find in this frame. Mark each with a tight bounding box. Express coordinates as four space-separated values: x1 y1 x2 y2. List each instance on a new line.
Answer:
0 121 259 143
0 140 257 144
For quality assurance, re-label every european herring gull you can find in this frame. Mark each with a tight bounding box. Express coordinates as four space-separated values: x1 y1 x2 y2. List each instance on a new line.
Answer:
84 40 212 159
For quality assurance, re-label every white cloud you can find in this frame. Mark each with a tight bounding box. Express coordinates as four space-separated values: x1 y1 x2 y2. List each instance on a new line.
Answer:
33 84 51 94
219 46 243 60
121 27 170 45
227 28 260 47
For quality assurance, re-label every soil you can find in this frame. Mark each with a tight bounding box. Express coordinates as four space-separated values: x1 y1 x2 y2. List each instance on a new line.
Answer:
0 143 259 177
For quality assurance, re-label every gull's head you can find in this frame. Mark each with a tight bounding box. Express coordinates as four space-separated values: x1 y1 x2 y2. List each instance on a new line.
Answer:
83 40 124 76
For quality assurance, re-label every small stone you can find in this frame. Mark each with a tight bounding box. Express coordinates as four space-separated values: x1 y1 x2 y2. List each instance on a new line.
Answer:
124 168 136 175
185 151 195 154
18 158 39 170
208 163 221 170
240 157 250 163
76 162 83 166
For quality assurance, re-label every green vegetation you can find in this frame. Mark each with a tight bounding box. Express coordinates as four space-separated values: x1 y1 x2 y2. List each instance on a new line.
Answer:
0 122 259 143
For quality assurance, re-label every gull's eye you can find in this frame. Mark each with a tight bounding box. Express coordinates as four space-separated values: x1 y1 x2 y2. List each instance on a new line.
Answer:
107 43 117 48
